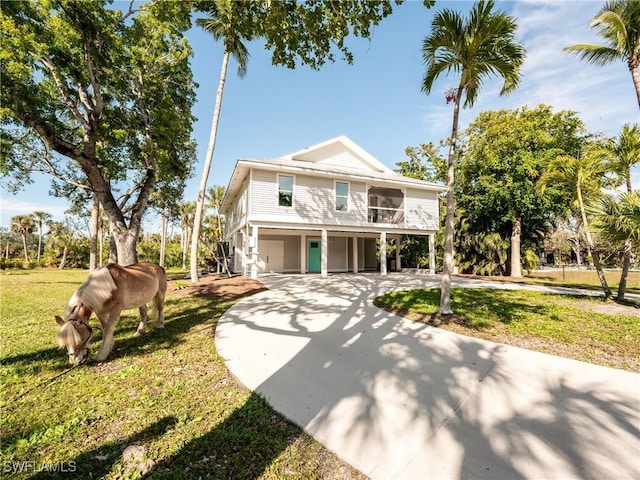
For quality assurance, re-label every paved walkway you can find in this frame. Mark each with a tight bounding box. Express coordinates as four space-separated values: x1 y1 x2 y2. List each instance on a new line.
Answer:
215 273 640 479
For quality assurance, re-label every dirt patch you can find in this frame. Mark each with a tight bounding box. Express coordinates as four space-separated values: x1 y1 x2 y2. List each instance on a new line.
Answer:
168 273 267 301
571 299 640 316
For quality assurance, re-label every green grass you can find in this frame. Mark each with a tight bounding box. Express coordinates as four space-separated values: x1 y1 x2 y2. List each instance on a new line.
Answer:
485 268 640 295
0 269 364 480
374 288 640 372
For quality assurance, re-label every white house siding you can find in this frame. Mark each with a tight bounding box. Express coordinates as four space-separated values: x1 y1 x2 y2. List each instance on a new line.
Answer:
226 179 248 234
405 188 439 230
250 170 370 225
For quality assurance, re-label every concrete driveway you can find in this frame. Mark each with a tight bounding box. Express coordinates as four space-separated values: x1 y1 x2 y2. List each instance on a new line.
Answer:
215 273 640 479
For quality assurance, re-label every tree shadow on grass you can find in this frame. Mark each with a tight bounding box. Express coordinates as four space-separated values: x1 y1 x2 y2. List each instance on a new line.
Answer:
27 416 179 480
148 392 306 479
21 393 307 480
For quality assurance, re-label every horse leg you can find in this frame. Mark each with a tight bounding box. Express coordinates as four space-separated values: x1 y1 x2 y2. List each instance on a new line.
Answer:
155 291 165 329
135 305 148 337
95 309 121 362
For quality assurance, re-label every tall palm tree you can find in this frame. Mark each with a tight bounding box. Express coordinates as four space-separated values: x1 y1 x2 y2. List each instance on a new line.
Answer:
190 0 253 283
32 211 51 263
588 191 640 299
565 0 640 108
10 215 36 262
421 0 525 314
540 151 613 298
593 123 640 294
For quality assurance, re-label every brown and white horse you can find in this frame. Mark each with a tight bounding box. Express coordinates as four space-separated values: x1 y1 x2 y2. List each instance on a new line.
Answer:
55 262 167 364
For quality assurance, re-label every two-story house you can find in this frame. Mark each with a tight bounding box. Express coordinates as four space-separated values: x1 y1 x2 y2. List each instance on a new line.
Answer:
220 136 445 279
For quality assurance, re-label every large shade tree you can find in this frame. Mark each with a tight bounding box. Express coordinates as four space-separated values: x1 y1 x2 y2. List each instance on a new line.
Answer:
565 0 640 108
1 0 196 265
421 0 525 314
456 105 584 277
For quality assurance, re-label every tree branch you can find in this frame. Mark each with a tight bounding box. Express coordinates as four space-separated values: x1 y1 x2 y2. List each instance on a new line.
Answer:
35 53 92 132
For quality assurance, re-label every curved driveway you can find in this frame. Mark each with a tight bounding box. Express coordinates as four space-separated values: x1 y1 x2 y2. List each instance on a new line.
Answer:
216 273 640 479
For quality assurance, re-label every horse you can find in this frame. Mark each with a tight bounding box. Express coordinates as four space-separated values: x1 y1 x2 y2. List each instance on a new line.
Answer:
55 262 167 364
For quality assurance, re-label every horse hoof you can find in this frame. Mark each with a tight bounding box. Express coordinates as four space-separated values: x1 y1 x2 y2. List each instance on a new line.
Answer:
134 330 145 337
156 324 165 329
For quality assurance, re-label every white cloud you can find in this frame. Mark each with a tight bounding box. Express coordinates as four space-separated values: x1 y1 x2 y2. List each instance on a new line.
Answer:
0 196 67 229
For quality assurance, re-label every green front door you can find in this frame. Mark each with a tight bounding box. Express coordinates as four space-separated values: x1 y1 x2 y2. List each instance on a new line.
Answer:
307 238 321 273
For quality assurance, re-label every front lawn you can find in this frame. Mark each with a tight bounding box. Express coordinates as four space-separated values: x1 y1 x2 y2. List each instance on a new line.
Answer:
374 288 640 372
0 269 365 480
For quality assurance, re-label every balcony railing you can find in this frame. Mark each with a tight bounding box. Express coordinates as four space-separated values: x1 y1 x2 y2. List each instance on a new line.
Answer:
368 207 404 224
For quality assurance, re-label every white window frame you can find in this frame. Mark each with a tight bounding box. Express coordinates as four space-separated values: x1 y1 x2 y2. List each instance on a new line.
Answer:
335 180 349 212
277 174 294 208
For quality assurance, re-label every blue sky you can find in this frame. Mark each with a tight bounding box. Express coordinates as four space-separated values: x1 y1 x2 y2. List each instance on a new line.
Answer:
1 0 638 231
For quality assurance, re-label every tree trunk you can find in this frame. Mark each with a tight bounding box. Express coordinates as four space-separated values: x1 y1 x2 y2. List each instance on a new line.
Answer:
36 224 43 263
618 242 631 300
90 194 99 271
190 52 229 283
110 226 139 266
440 84 463 315
21 234 29 262
160 210 167 268
577 184 612 298
510 217 522 278
59 246 67 269
630 60 640 109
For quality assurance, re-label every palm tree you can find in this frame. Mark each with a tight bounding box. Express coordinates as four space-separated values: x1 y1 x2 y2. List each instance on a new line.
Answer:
206 185 228 273
565 0 640 108
32 211 51 263
179 201 196 272
190 0 253 283
46 220 73 269
588 192 640 299
593 123 640 294
421 0 525 314
540 151 613 298
597 123 640 192
10 214 36 262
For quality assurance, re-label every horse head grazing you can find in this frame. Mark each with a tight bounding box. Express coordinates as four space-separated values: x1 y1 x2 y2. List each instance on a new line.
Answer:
55 316 93 365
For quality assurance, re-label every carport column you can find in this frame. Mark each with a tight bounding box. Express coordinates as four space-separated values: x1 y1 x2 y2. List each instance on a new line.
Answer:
380 231 387 276
395 239 401 272
250 225 259 279
300 235 306 274
321 229 328 278
429 234 435 274
352 236 358 273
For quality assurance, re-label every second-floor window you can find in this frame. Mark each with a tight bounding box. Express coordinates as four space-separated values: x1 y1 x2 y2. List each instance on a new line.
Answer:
335 181 348 211
278 175 293 207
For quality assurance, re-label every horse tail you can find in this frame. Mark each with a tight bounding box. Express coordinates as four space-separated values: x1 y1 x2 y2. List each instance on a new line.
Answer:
56 321 82 350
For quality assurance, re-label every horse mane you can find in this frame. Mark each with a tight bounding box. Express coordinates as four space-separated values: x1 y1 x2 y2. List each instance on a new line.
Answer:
56 321 82 350
65 266 117 319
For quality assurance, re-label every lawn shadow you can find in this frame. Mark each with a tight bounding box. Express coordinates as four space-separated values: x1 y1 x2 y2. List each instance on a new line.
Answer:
148 392 307 479
26 416 179 480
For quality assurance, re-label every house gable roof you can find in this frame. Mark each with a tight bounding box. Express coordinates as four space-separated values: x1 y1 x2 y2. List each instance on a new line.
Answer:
284 136 395 175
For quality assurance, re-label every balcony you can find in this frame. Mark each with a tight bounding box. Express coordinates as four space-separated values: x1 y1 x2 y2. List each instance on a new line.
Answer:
368 186 404 225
